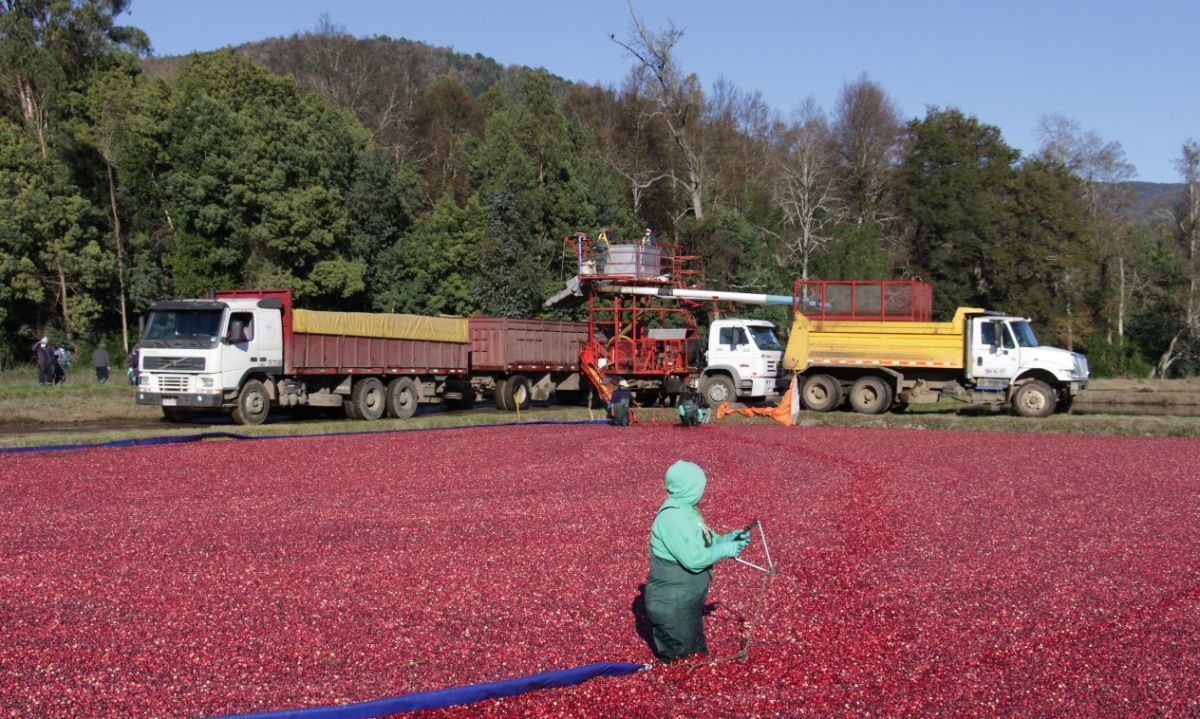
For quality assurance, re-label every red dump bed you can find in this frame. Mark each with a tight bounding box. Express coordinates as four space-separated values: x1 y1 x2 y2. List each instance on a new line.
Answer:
468 318 587 372
287 335 468 376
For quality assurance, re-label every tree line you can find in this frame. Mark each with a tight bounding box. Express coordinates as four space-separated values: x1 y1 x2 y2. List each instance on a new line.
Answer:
2 2 1198 376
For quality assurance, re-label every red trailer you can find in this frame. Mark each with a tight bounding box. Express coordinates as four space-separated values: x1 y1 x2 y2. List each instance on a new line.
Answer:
139 289 591 424
466 318 588 410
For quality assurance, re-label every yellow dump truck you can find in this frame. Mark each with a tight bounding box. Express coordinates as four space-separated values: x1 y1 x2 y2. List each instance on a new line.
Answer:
782 281 1089 417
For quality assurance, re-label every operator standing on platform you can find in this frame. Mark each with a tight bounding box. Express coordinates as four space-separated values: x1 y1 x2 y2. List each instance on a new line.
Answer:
645 461 750 662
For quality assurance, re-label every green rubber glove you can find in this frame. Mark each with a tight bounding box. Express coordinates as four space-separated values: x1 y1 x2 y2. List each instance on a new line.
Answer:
718 529 750 544
707 539 744 564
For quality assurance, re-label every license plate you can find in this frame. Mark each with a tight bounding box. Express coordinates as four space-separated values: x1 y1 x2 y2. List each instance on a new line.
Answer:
162 398 177 406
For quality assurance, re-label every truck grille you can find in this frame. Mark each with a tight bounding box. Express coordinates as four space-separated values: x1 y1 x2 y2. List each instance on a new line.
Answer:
143 356 205 371
766 360 779 375
155 375 191 393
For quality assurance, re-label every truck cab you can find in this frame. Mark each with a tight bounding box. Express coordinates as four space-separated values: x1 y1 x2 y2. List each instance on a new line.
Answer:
701 319 784 406
135 297 284 417
968 314 1089 415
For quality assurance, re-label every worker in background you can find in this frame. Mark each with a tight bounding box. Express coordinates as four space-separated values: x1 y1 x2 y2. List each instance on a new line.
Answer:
646 460 750 662
608 379 633 426
594 228 611 275
32 337 52 385
678 378 704 427
91 344 110 384
125 344 140 385
52 344 70 384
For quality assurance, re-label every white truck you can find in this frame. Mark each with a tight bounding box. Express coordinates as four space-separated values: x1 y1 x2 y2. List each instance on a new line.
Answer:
697 318 784 406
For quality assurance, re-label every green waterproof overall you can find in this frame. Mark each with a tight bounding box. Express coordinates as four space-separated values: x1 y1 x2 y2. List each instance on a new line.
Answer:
646 461 741 662
645 553 711 660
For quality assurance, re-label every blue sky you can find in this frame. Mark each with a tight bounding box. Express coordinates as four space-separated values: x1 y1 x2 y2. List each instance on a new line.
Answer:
123 1 1197 183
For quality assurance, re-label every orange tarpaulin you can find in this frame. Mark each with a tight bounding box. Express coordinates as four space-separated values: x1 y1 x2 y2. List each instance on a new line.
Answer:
715 375 800 426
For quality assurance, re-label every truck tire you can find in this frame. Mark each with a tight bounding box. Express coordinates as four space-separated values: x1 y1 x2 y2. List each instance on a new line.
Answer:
351 377 386 421
385 377 419 419
802 374 842 413
702 375 736 406
232 379 270 425
506 374 531 411
493 378 511 411
1012 380 1055 418
849 376 893 414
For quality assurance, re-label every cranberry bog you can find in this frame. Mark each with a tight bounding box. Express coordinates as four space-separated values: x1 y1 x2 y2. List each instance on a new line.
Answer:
2 424 1197 718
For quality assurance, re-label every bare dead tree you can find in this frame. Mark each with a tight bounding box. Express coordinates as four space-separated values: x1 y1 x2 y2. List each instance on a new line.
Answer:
770 97 839 280
611 3 709 223
831 74 901 242
1036 114 1138 343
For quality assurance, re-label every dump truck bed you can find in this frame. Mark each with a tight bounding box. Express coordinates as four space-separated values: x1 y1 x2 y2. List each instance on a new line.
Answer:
785 307 978 371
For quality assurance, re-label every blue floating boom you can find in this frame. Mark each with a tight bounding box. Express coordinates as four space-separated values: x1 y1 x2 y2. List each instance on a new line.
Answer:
204 661 647 719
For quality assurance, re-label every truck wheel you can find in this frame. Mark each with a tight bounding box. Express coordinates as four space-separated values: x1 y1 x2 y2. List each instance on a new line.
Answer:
232 379 270 425
802 374 842 413
351 377 386 421
1012 380 1055 418
702 375 736 406
506 375 531 411
385 377 419 419
493 378 511 411
849 376 893 414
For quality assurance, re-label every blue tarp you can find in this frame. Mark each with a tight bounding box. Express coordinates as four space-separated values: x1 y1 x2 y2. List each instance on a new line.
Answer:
205 661 647 719
0 420 607 456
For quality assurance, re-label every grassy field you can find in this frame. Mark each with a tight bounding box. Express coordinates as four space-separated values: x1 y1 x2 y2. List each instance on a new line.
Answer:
2 365 1200 448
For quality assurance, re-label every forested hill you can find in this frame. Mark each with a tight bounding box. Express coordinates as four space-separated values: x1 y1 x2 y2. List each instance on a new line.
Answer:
142 28 575 164
2 3 1198 378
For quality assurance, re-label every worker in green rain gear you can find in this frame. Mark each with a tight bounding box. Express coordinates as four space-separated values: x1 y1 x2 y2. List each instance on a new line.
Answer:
645 461 751 662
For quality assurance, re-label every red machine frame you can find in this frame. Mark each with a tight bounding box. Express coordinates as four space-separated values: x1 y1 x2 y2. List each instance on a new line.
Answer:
565 232 707 400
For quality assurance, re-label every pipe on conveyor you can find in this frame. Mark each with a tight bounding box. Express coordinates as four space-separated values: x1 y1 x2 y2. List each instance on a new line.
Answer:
594 284 794 306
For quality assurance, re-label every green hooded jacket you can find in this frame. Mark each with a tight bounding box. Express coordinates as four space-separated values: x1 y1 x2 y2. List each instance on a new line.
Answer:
649 461 722 572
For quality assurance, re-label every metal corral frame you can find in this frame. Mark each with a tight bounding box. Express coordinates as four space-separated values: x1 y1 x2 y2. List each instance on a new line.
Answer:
794 280 933 322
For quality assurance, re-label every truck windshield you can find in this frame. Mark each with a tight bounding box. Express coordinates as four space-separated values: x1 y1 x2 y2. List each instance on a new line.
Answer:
747 325 784 351
1009 321 1039 348
142 310 223 349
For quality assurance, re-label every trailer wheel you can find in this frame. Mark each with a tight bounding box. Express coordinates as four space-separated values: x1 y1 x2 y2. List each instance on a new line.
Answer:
1012 380 1055 418
802 374 842 413
702 375 736 406
351 377 386 421
493 378 510 411
232 379 270 425
385 377 419 419
849 376 893 414
506 375 531 411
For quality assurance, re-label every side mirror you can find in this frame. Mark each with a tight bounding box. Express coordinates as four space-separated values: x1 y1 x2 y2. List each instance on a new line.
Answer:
988 322 1003 347
226 320 244 344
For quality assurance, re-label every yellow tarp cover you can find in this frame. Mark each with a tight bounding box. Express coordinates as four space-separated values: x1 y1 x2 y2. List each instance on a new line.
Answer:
293 309 468 344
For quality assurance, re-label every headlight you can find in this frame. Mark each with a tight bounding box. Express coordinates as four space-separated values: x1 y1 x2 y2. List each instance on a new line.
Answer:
200 376 214 388
138 374 149 386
